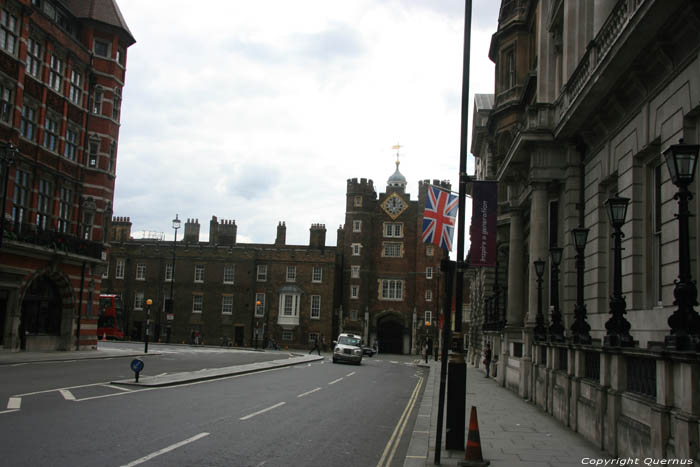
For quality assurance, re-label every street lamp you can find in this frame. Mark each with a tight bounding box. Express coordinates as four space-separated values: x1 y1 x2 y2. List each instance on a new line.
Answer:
604 195 633 347
166 214 181 343
570 227 591 344
548 247 565 342
0 142 17 249
144 298 152 353
663 139 700 350
533 259 546 341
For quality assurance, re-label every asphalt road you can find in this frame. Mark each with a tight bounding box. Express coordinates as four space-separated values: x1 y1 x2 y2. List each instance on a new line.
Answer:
1 344 427 467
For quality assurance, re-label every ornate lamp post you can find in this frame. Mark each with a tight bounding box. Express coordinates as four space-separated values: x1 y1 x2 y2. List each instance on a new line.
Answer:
604 195 633 347
0 142 17 249
570 227 591 344
166 214 180 343
533 259 546 341
663 139 700 350
548 247 565 342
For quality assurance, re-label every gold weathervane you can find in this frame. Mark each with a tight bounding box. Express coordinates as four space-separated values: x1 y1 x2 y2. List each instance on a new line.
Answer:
392 143 402 165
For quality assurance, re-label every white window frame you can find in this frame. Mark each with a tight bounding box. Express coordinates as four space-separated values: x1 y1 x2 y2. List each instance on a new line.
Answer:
223 265 234 284
192 295 203 314
426 245 434 256
425 310 432 325
221 295 233 315
350 285 359 299
64 127 78 161
164 263 173 282
351 243 361 256
94 38 110 58
380 279 403 301
286 265 296 282
279 293 300 317
0 9 18 55
194 264 205 283
426 267 433 279
69 69 81 105
351 265 360 278
49 54 63 94
310 295 321 319
26 37 42 78
134 292 144 310
257 264 267 282
383 242 402 257
135 263 146 281
312 266 322 283
352 220 362 232
255 293 265 317
353 195 362 207
425 290 433 302
115 259 125 279
102 261 109 279
384 222 403 238
43 115 59 151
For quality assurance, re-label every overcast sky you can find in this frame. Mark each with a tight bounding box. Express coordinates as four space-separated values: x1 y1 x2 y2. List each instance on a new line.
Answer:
114 0 499 249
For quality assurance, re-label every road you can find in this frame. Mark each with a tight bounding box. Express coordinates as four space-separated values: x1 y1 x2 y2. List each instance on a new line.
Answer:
0 343 427 467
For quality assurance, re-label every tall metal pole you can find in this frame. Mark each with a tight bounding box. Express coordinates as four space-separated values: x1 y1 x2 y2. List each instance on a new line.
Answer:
435 259 454 465
444 0 472 452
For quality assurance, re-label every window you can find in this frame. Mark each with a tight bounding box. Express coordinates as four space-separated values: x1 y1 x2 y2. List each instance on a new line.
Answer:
351 243 361 256
308 332 320 344
352 220 362 232
43 115 58 151
222 295 233 315
69 70 81 105
426 245 434 256
223 265 234 284
94 39 110 58
282 330 293 341
112 87 121 120
650 164 663 306
194 264 205 283
108 142 116 173
115 259 125 279
64 128 78 161
49 54 64 93
281 294 299 316
424 311 432 325
257 265 267 281
286 266 296 282
36 179 52 229
0 83 11 122
312 266 322 283
20 105 37 140
351 265 360 278
255 293 265 317
350 285 359 299
134 292 144 310
350 309 359 321
353 195 362 207
26 38 42 78
310 295 321 319
0 9 18 55
426 267 433 279
505 49 515 88
116 47 125 65
102 261 109 279
383 242 402 257
57 187 72 233
425 290 433 301
384 222 403 238
165 263 173 282
88 140 98 167
93 88 103 114
136 263 146 281
192 295 203 313
380 279 403 300
82 208 93 240
11 169 29 224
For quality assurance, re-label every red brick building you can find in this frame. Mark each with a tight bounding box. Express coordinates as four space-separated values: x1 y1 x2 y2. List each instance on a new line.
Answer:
0 0 134 350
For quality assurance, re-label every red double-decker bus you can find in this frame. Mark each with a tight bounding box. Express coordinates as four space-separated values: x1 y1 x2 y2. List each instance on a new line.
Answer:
97 294 125 340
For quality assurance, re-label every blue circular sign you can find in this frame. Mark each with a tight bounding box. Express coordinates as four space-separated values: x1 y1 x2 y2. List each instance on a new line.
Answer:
130 358 144 373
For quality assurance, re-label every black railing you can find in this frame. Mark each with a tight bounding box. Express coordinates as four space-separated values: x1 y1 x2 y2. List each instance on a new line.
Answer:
626 356 657 399
2 221 103 259
558 347 568 372
584 350 600 382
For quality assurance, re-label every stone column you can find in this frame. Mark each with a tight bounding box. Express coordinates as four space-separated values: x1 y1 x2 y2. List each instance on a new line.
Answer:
506 209 524 327
527 183 549 324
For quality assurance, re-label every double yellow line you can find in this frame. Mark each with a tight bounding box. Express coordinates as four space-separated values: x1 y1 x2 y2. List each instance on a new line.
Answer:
376 375 424 467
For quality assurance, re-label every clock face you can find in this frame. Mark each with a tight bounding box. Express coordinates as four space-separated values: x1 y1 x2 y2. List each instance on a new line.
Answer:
382 193 407 219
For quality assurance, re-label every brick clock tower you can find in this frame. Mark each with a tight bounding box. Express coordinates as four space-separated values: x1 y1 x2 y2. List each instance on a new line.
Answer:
341 159 449 354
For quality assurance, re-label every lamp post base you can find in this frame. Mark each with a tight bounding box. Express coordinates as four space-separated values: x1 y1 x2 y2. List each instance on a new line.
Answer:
603 334 634 347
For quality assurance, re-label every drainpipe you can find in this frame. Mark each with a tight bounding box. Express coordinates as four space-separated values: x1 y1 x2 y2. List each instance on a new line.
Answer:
75 261 86 350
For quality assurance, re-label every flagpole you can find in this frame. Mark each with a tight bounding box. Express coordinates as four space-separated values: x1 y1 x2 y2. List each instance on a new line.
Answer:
444 0 471 453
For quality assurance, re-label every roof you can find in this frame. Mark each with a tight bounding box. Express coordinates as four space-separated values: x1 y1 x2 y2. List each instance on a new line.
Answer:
61 0 135 46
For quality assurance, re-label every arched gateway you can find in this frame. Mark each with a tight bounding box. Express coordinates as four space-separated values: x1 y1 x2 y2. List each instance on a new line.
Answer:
375 311 408 354
17 273 74 351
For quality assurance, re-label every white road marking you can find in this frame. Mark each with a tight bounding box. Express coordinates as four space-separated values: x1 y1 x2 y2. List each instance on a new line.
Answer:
7 397 21 409
345 371 356 377
102 384 132 392
328 377 343 385
240 402 286 420
0 409 19 415
119 432 210 467
59 389 76 401
297 387 322 398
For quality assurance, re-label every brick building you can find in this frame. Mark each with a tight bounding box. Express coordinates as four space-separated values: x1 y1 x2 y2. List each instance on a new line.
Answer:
102 217 337 349
0 0 134 350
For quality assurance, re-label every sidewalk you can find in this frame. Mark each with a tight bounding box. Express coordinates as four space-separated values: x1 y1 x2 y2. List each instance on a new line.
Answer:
404 360 608 467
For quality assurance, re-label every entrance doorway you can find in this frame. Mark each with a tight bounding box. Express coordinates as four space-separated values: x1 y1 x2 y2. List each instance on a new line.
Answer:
234 325 244 347
20 276 62 349
377 317 404 354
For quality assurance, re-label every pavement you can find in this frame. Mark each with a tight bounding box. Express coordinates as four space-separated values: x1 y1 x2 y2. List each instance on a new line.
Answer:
1 346 608 466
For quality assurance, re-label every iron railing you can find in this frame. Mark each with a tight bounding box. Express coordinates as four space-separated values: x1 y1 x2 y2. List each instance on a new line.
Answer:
626 356 657 399
1 221 103 259
584 350 600 382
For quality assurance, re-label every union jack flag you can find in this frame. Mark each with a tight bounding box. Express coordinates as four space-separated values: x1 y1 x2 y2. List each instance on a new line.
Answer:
422 186 458 251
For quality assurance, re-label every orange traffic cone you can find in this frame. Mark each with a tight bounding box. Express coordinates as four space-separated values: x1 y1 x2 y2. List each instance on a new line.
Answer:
459 406 490 467
101 333 106 341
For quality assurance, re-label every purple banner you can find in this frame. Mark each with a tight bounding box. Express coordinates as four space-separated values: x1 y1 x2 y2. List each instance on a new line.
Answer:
469 181 498 267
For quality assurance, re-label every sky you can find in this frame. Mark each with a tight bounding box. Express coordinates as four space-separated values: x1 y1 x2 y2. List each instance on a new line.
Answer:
114 0 500 249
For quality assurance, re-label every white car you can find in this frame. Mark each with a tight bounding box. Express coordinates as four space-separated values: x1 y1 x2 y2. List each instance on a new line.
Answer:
332 333 363 364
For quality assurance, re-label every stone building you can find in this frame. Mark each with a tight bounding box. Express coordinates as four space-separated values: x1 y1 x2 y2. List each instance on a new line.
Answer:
341 159 449 354
0 0 134 350
470 0 700 460
102 217 337 349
